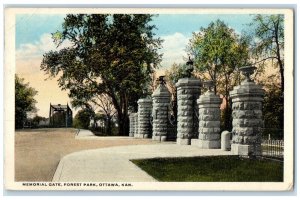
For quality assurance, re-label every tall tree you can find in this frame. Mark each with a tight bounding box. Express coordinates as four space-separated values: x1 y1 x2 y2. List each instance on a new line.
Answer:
187 20 250 130
250 14 284 93
15 75 38 129
41 14 162 135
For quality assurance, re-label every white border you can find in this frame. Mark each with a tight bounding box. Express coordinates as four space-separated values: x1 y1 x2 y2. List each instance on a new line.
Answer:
4 3 293 196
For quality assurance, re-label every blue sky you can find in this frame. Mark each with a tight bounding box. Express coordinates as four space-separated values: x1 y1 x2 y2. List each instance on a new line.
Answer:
16 14 254 48
151 14 253 36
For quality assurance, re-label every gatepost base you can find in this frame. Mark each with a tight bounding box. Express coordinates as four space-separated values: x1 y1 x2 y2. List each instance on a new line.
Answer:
176 138 191 145
191 139 220 149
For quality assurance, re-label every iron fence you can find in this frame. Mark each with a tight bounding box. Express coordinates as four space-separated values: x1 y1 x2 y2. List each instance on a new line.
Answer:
261 139 284 159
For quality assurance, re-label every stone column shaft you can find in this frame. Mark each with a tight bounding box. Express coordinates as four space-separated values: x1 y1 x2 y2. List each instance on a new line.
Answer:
134 113 139 138
191 91 221 148
152 84 171 141
129 113 135 137
137 98 152 138
176 78 201 145
230 81 264 156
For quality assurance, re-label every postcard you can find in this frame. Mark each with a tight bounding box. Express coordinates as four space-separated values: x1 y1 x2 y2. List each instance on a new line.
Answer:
4 7 294 191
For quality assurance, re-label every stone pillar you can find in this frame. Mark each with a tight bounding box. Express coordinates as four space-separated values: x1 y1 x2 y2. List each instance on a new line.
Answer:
176 78 201 145
134 113 139 138
191 90 221 148
152 82 171 141
137 98 152 138
230 67 264 156
129 113 135 137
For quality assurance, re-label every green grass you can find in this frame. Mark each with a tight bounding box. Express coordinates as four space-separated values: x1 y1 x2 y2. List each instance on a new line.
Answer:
131 156 283 182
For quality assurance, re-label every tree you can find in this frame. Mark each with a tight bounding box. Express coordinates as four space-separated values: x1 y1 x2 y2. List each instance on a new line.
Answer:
250 14 284 93
15 74 38 129
165 63 187 96
32 115 47 127
72 93 116 133
41 14 162 135
165 63 193 122
187 20 250 130
73 108 94 129
248 14 284 131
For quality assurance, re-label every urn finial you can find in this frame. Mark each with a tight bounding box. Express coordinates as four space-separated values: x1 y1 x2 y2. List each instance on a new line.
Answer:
240 66 257 82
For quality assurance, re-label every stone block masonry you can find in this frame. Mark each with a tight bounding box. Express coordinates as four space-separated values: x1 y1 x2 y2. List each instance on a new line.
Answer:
176 78 201 145
129 113 135 137
152 82 171 141
230 81 264 156
133 113 138 138
191 90 222 149
137 98 152 138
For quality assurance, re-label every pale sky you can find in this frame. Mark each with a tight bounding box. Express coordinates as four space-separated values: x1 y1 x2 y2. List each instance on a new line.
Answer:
15 13 255 118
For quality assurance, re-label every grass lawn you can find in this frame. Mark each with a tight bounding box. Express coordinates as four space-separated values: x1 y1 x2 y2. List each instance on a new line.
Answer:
131 156 283 182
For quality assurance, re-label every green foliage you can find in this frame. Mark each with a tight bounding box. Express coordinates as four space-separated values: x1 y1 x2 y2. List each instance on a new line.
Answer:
41 14 162 135
187 19 250 130
32 115 47 127
15 75 38 129
249 14 284 92
132 156 283 182
165 63 187 94
257 74 283 139
188 19 250 85
73 109 94 129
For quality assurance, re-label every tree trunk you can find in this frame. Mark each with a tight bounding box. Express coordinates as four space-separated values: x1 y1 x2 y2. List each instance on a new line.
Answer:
224 97 232 130
116 93 130 136
224 74 232 130
117 113 129 136
274 19 284 93
106 117 112 134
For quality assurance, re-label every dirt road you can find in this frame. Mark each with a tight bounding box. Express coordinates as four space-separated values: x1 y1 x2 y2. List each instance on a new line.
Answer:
15 128 155 181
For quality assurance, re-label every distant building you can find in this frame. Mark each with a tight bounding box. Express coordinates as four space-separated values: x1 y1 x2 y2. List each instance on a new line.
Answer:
49 103 73 127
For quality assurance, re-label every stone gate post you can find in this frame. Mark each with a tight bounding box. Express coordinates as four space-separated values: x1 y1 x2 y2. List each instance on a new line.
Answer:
134 113 139 138
230 66 264 156
129 113 135 137
137 98 152 138
176 77 201 145
152 76 171 141
191 81 222 148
